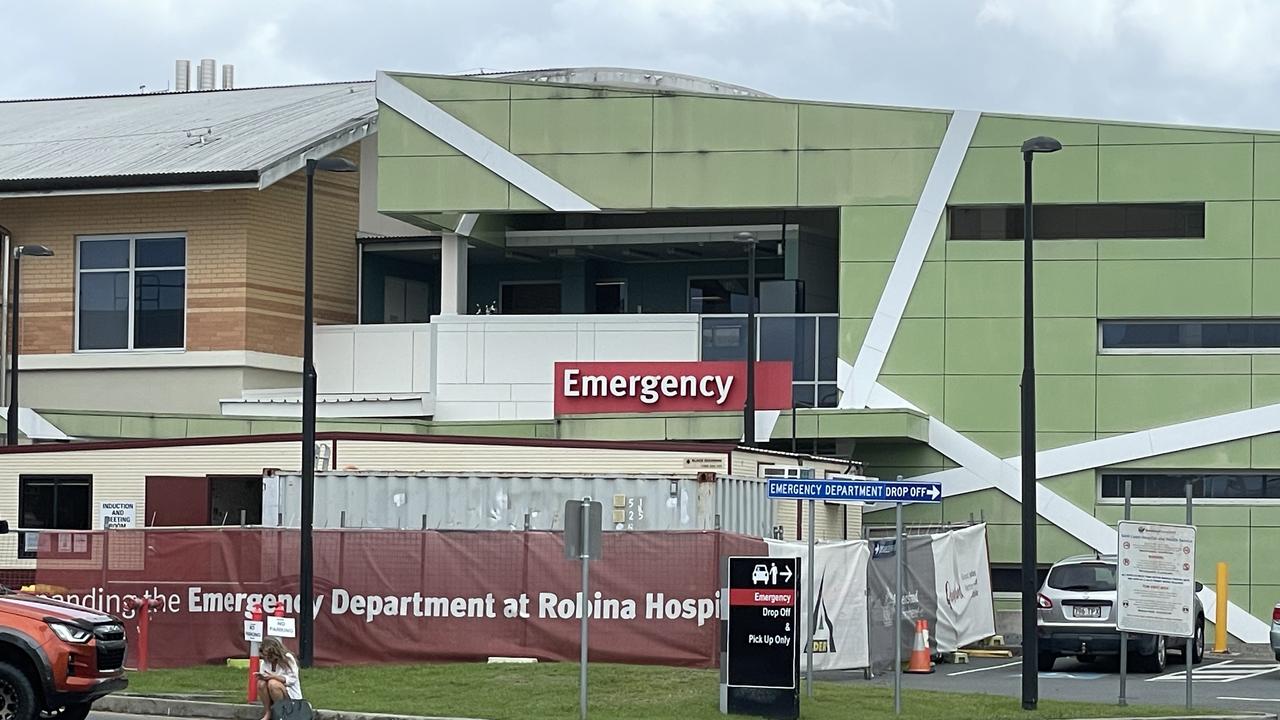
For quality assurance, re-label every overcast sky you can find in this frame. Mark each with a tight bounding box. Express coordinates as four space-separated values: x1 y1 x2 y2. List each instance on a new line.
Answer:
4 0 1279 130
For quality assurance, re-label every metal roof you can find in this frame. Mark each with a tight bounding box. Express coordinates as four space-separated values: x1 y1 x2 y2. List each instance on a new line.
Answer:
0 82 376 193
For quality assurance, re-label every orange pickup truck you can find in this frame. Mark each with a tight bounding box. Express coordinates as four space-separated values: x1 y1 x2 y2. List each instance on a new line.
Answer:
0 589 128 720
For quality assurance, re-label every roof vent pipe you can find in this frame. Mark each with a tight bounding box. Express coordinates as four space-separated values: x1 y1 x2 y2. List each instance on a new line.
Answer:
198 59 216 90
221 64 234 90
175 60 190 92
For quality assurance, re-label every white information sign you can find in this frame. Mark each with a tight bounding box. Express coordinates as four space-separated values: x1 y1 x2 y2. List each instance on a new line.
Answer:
99 501 137 530
267 616 296 638
1116 520 1197 638
244 620 264 643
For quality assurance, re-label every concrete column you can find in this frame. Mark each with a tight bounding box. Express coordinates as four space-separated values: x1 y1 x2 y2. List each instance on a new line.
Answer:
440 233 468 314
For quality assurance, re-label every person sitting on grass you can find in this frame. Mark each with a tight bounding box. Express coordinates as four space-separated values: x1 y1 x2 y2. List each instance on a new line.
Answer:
257 636 303 720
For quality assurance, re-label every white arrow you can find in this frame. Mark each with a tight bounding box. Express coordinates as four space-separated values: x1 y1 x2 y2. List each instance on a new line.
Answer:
928 485 940 500
780 566 793 583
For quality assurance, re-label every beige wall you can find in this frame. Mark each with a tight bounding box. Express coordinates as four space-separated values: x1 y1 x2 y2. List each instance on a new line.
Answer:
21 366 299 415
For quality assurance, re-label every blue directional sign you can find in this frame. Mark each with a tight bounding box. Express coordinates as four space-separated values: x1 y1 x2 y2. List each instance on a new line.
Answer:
766 477 942 503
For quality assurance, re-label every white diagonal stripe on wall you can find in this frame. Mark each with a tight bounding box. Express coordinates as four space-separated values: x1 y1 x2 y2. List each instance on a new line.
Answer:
841 109 980 410
375 72 600 213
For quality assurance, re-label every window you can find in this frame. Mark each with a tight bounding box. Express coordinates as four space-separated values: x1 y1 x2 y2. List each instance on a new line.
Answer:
1047 563 1117 592
19 475 91 532
948 203 1205 240
699 314 839 407
77 235 185 350
688 277 776 314
1101 320 1280 352
499 282 561 314
594 281 627 314
1101 472 1280 500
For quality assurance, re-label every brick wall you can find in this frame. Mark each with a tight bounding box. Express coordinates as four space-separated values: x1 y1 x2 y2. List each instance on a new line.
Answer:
0 146 360 358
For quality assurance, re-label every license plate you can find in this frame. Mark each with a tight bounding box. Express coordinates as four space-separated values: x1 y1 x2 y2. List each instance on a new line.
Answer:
1072 606 1102 618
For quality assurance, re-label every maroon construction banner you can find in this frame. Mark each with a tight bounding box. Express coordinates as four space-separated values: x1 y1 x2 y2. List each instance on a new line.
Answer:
33 529 765 668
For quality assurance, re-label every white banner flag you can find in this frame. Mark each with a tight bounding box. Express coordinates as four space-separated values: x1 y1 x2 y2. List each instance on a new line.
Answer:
766 538 870 670
930 523 996 652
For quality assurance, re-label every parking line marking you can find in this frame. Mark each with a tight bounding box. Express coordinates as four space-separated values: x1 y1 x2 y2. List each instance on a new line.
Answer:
948 660 1020 676
1218 697 1280 703
1150 661 1280 683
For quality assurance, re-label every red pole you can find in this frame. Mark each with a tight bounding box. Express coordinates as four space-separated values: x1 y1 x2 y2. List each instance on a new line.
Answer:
248 602 263 703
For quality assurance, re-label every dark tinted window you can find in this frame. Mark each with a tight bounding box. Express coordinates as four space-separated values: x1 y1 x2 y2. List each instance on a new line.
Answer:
499 283 561 314
19 475 91 529
1047 563 1117 592
949 203 1205 240
1102 473 1280 499
1102 320 1280 350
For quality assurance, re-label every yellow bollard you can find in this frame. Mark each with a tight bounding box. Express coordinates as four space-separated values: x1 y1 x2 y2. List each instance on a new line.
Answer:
1214 561 1228 654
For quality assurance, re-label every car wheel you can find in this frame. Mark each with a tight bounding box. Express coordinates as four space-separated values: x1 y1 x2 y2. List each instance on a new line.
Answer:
1138 635 1167 673
1037 652 1057 672
0 662 37 720
40 704 90 720
1191 619 1205 664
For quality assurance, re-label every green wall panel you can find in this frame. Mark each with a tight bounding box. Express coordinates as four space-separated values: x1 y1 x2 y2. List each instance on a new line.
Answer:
1041 470 1096 513
944 489 1020 523
1097 259 1252 316
556 415 668 440
853 441 950 470
1252 259 1280 315
951 145 1098 205
944 260 1019 317
882 319 944 374
523 154 651 209
436 100 511 149
1191 528 1253 583
393 74 510 101
653 96 798 152
1095 374 1251 432
1250 434 1280 469
1248 588 1276 622
1038 523 1093 564
377 105 463 157
1098 124 1253 145
1034 261 1098 317
510 97 653 154
838 318 869 362
652 152 797 208
1252 374 1280 407
1109 437 1251 469
798 104 947 150
879 375 944 418
969 116 1098 148
960 432 1019 457
1253 202 1280 256
1250 505 1280 525
378 156 509 213
799 149 936 206
905 262 945 317
1095 354 1251 376
1097 201 1251 260
1039 376 1098 432
944 238 1100 263
839 205 912 262
945 317 1097 375
944 375 1018 432
1098 143 1252 201
838 262 890 318
1253 142 1280 200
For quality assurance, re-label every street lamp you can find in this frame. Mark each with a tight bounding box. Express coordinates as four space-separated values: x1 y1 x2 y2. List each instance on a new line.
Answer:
299 156 357 669
7 243 54 446
1019 135 1060 711
735 232 758 446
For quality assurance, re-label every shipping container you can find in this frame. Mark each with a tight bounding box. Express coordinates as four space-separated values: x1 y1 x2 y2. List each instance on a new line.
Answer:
263 471 776 536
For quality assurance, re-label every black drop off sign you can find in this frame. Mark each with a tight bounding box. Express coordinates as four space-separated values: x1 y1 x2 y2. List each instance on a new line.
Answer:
720 556 799 719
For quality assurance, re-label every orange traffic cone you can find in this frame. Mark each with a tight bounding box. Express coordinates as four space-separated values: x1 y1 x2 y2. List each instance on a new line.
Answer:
906 619 934 673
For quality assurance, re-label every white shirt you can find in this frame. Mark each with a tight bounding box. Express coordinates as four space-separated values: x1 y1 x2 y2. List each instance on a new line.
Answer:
262 654 303 700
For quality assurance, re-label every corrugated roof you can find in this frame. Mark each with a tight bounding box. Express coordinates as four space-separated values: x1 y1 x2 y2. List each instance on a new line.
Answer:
0 82 375 190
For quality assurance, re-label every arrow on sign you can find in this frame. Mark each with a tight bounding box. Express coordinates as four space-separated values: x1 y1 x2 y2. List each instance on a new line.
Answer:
780 566 793 583
927 485 940 500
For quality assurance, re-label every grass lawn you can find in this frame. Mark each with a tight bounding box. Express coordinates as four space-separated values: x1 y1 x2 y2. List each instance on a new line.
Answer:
126 662 1194 720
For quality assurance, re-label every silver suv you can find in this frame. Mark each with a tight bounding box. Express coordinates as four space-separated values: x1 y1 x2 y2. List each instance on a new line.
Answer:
1270 602 1279 661
1037 554 1204 673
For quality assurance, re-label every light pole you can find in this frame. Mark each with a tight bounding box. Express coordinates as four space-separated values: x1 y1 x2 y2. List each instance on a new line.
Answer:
299 156 357 668
735 232 758 446
7 243 54 446
1019 135 1060 711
